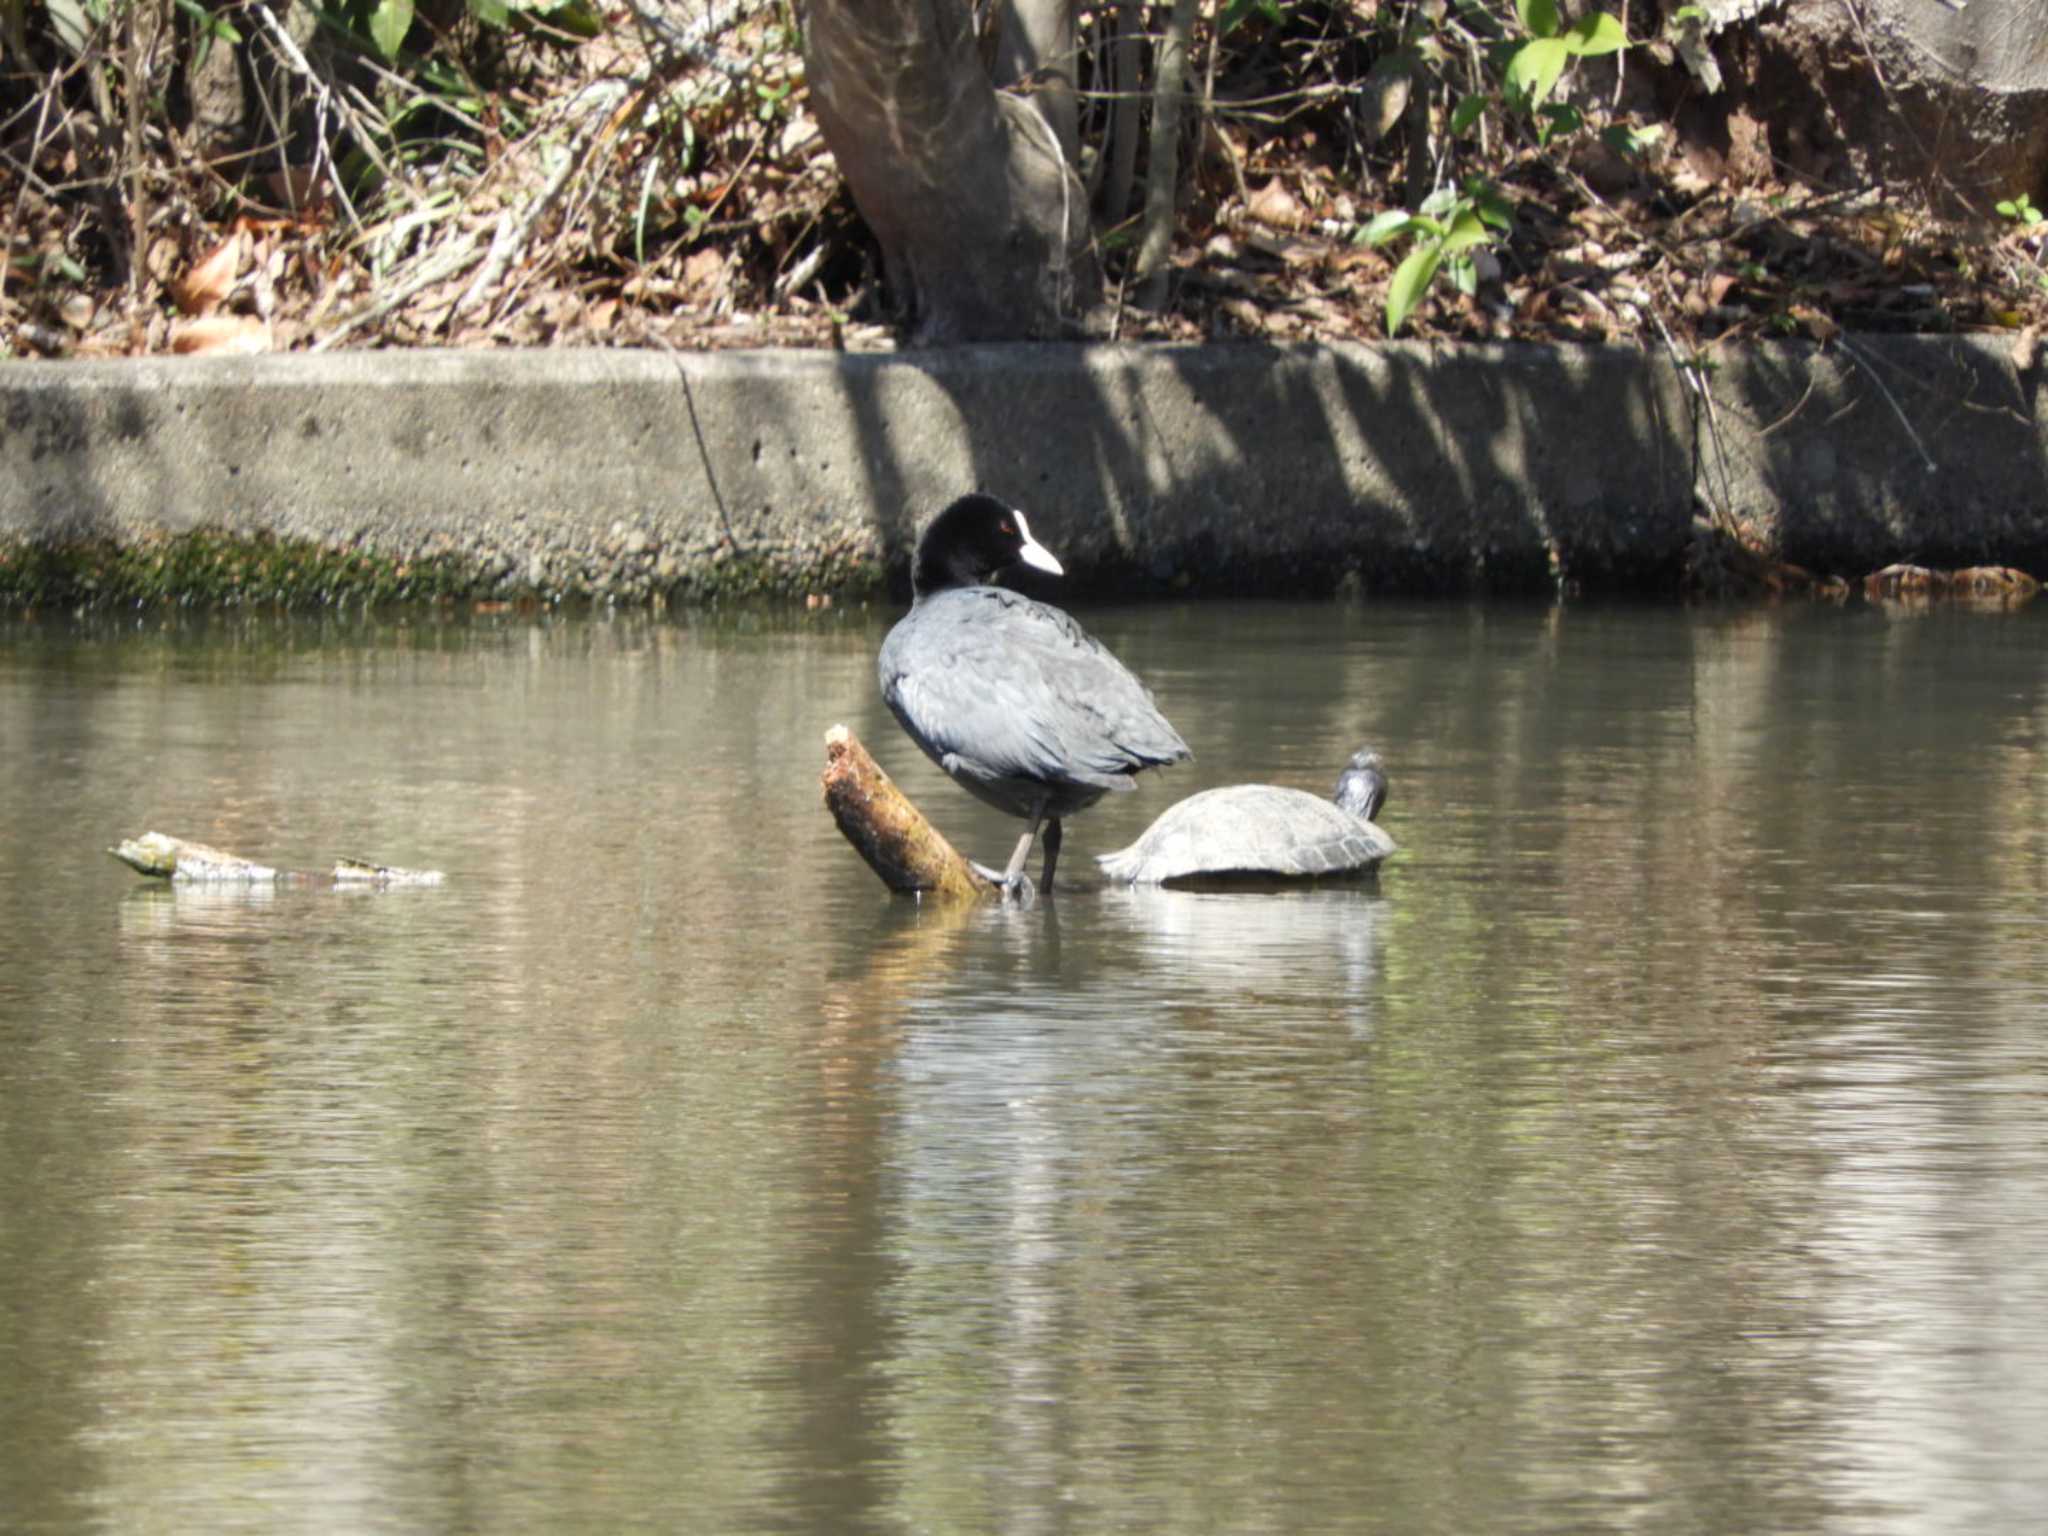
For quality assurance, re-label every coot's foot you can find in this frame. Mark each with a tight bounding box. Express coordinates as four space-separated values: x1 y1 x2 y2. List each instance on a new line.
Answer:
970 860 1037 903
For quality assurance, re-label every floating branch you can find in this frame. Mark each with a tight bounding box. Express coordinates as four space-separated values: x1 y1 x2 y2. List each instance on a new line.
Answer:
109 832 445 887
821 726 995 901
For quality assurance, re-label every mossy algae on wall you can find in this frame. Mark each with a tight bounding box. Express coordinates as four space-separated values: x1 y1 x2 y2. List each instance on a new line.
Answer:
0 527 895 610
0 530 480 610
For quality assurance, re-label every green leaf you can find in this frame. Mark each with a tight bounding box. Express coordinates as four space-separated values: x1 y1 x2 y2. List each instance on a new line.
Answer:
1505 36 1568 108
44 0 93 54
1537 101 1582 145
1361 209 1423 248
1563 11 1628 56
541 0 604 36
1516 0 1560 38
1418 185 1462 220
172 0 241 68
1386 241 1446 336
1218 0 1280 36
1366 48 1416 84
1440 206 1495 257
469 0 509 26
1449 93 1489 135
369 0 413 59
1468 181 1515 230
1601 122 1662 158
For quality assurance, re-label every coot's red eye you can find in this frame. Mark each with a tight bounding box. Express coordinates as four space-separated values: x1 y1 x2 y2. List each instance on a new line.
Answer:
1000 521 1015 535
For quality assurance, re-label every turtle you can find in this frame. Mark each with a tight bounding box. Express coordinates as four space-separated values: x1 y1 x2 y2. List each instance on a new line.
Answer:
1095 747 1395 885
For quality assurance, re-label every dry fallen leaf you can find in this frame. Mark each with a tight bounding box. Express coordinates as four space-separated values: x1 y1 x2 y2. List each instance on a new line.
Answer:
1790 303 1839 343
262 165 333 212
1359 72 1408 144
1247 178 1307 231
173 232 244 317
170 314 270 355
682 246 726 294
1326 244 1377 278
1241 229 1327 267
2013 323 2039 375
145 234 182 288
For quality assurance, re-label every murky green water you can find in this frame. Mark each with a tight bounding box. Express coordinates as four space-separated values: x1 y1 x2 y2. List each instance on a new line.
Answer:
4 599 2047 1534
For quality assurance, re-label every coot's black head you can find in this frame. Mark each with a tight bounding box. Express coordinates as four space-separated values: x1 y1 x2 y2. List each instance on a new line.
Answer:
1335 748 1387 822
911 494 1064 598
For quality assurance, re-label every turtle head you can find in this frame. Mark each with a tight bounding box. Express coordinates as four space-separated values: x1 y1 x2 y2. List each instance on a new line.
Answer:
1335 748 1387 822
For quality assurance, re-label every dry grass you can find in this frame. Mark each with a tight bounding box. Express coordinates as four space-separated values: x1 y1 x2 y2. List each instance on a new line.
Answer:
3 0 2044 358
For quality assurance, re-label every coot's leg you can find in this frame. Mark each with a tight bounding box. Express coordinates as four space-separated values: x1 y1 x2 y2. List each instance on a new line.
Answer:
998 804 1048 897
1041 818 1063 893
1000 829 1037 886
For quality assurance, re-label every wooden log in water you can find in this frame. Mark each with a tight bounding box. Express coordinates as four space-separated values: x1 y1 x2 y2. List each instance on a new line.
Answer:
108 831 444 886
821 725 995 901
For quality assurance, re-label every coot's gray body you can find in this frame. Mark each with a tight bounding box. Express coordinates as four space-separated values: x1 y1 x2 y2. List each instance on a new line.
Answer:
879 495 1190 892
1097 748 1394 884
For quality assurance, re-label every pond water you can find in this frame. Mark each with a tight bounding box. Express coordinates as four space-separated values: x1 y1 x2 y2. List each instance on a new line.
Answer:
3 598 2047 1534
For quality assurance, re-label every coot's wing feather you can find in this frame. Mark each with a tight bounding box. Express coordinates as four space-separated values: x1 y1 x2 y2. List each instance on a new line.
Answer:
880 588 1188 791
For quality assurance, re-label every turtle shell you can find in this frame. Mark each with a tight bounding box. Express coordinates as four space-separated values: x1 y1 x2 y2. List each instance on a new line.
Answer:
1097 784 1396 884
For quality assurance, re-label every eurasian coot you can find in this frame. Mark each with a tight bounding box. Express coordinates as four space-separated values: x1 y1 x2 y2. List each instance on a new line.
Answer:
878 494 1190 894
1096 747 1395 884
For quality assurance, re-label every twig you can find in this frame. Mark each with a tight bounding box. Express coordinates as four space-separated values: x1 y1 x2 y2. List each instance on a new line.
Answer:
620 0 768 83
248 2 389 230
311 232 485 350
0 64 62 306
1134 0 1199 309
443 79 630 329
1645 302 1739 535
1756 374 1821 437
121 0 151 298
649 331 740 550
1836 336 1940 474
772 241 827 301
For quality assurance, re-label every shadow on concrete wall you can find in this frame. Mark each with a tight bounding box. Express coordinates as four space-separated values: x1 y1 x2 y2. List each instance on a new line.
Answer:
1709 336 2048 576
815 341 1696 600
6 338 2044 605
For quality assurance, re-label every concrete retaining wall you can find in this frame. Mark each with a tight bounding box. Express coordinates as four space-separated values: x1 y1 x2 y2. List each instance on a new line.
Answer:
4 337 2044 603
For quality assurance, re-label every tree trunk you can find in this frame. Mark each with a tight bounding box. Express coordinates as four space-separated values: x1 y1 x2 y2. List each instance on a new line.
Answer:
801 0 1099 342
1132 0 1198 310
1098 0 1145 229
994 0 1080 162
1645 0 2048 216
